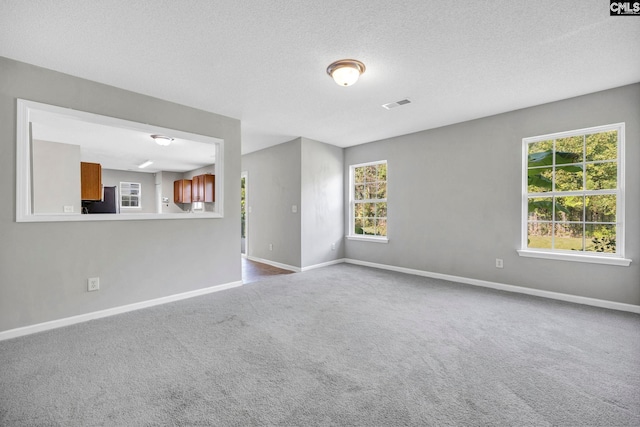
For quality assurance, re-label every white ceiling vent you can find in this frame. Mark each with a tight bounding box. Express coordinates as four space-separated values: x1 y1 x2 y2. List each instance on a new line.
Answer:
382 99 412 110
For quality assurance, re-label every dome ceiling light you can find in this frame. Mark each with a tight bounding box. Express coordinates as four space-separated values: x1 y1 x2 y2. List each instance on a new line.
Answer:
326 59 366 87
151 134 173 146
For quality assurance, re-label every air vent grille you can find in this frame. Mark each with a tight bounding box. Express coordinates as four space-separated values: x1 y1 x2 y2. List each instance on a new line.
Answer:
382 98 412 110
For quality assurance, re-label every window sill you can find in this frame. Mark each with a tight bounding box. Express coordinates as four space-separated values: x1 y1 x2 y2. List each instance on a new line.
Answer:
517 249 631 267
347 235 389 243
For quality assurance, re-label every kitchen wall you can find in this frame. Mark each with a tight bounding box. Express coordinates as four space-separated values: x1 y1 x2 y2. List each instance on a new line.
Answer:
31 139 81 214
101 169 156 214
0 57 241 333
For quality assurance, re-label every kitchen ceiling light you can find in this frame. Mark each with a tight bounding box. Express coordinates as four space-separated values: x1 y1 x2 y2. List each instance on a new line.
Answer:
326 59 366 87
151 134 173 146
138 160 153 169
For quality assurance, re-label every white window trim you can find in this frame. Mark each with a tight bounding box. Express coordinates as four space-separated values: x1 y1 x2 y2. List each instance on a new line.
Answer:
347 160 389 243
120 182 141 209
519 122 631 267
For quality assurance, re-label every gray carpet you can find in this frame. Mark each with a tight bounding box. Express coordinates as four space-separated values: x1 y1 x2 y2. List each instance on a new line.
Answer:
1 264 639 426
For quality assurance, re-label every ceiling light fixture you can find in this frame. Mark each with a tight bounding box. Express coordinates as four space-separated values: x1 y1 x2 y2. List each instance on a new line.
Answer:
150 134 173 146
326 59 366 87
138 160 153 169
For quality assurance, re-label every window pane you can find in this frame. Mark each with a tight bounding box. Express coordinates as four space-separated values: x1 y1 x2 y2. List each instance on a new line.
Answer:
354 167 365 184
585 195 616 222
377 182 387 199
555 166 583 191
585 224 616 253
554 196 583 222
586 162 617 190
528 167 552 193
363 203 375 217
354 203 363 217
528 140 554 167
554 223 583 251
527 222 552 249
375 219 387 236
376 202 387 217
555 136 583 163
586 131 617 161
354 185 365 200
366 183 377 199
365 166 377 182
528 197 552 221
363 218 374 235
377 163 387 181
354 218 364 234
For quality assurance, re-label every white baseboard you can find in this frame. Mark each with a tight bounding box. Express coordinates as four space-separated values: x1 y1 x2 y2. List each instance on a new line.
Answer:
344 259 640 314
301 258 346 272
247 256 301 272
0 280 243 342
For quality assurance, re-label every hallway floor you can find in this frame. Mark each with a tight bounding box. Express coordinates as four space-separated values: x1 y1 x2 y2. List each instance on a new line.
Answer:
241 257 294 284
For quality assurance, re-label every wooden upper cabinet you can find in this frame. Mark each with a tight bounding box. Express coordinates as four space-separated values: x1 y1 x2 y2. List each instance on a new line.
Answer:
174 179 192 203
192 174 215 202
81 162 102 201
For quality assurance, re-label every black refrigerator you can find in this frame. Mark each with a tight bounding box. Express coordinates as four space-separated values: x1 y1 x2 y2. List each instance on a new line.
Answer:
83 186 118 214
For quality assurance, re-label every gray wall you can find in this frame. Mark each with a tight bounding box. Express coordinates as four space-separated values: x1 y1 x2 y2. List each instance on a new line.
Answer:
0 57 241 332
32 139 81 214
301 137 344 268
101 169 156 214
344 84 640 305
242 138 302 268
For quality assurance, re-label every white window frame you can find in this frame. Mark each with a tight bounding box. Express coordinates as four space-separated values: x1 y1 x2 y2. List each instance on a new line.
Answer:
517 123 631 266
347 160 389 243
119 182 141 209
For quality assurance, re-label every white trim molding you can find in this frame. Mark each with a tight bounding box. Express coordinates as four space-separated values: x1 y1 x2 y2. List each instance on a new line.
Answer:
247 256 301 273
344 259 640 314
517 249 631 266
346 236 389 243
301 259 346 272
0 280 242 342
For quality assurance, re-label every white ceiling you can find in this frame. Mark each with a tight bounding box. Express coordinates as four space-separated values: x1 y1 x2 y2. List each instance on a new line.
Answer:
30 111 216 173
1 1 639 155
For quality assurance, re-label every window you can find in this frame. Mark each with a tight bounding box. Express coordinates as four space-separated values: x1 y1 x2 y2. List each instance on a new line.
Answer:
120 182 141 208
349 161 388 242
519 123 630 266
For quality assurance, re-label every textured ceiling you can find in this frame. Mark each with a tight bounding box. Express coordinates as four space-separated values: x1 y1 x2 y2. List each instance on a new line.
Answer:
1 0 639 154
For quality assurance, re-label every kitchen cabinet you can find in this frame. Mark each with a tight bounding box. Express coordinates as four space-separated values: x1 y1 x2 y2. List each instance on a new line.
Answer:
81 162 102 201
174 179 192 203
192 174 215 203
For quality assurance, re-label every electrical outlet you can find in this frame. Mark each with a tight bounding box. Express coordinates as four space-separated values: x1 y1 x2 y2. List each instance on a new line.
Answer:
269 243 273 251
291 205 298 213
87 277 100 291
331 243 336 251
495 259 504 269
63 205 74 213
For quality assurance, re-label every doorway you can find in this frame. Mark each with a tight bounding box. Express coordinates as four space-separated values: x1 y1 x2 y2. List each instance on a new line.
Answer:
241 171 248 256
